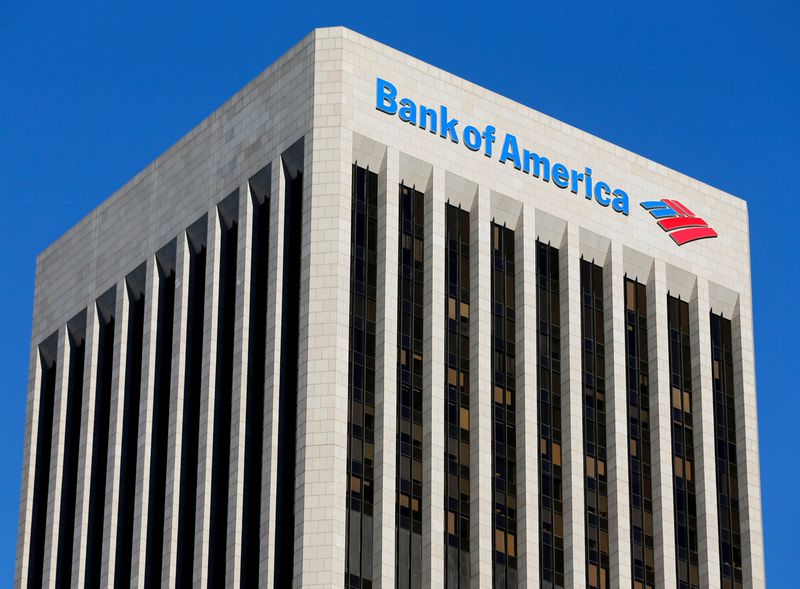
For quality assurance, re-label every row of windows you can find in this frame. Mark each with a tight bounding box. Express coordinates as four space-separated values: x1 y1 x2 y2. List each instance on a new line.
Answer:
444 204 472 589
31 165 745 588
581 260 609 589
339 171 749 589
537 242 564 589
711 313 743 589
346 165 379 589
492 224 519 589
668 296 700 589
396 182 426 589
625 279 656 589
27 176 282 588
344 174 749 589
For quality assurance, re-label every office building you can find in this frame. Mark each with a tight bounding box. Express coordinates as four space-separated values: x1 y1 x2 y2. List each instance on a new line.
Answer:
16 27 764 588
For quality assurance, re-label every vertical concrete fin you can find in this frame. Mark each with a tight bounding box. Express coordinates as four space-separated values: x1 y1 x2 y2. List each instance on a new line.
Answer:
226 183 253 587
71 302 100 587
560 223 586 587
41 325 69 588
648 260 678 587
131 257 160 589
194 209 222 586
691 279 722 589
260 153 285 589
162 231 190 587
731 296 766 588
469 185 492 589
422 164 446 589
292 121 350 587
605 241 633 586
375 147 399 589
515 204 539 587
101 280 130 586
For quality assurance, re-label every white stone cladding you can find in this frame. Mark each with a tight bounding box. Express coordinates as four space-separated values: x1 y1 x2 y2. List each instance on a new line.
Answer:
16 26 764 588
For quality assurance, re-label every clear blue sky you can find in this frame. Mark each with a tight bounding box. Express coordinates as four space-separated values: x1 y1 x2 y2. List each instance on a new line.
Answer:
1 0 797 584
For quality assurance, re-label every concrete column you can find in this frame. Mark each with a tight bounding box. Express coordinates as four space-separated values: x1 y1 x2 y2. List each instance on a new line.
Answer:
100 280 130 586
731 296 766 588
374 147 399 589
560 223 585 587
71 302 100 587
515 204 539 588
292 123 351 587
14 329 46 587
604 241 632 586
226 186 254 587
469 185 492 589
647 260 678 587
260 154 285 589
691 280 721 589
421 165 446 589
131 257 160 589
194 210 222 586
41 324 70 587
161 233 190 587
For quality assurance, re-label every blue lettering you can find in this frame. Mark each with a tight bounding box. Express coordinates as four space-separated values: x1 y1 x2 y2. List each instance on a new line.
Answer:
523 150 550 181
584 167 593 198
594 181 611 206
419 105 437 133
552 163 569 188
374 79 632 216
612 189 630 215
483 125 496 158
376 78 398 114
499 133 522 170
570 169 584 195
399 98 417 124
463 126 482 151
440 106 459 143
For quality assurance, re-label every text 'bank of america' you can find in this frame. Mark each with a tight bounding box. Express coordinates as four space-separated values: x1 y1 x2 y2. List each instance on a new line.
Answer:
16 27 763 589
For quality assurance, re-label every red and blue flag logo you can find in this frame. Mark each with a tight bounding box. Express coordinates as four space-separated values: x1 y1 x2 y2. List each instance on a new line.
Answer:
640 199 718 245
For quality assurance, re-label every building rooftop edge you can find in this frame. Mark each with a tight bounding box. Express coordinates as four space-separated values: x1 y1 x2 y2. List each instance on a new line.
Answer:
35 25 747 268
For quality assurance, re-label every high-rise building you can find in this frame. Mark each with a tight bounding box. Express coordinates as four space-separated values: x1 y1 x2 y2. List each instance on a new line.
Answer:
16 27 764 589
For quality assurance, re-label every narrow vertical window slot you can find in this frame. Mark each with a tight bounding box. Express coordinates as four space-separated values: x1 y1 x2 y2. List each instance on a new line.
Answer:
537 241 564 589
116 268 146 588
395 182 425 589
56 312 87 587
209 196 239 587
176 219 207 588
345 164 378 588
668 295 699 589
27 333 58 589
241 171 270 585
145 245 177 586
491 222 518 589
85 289 116 588
624 278 654 588
273 151 304 587
710 313 743 588
444 204 470 589
580 259 608 589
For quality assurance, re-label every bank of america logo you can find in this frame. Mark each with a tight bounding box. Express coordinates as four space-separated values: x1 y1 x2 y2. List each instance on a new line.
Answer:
640 199 719 246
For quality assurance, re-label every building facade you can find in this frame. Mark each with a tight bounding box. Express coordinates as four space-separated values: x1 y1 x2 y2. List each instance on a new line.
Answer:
16 27 764 589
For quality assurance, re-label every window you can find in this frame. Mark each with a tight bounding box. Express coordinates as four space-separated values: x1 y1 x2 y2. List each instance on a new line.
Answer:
346 165 379 588
396 183 425 589
624 278 655 588
668 296 699 589
710 313 743 589
581 260 609 589
492 223 518 589
537 240 565 589
444 204 471 589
